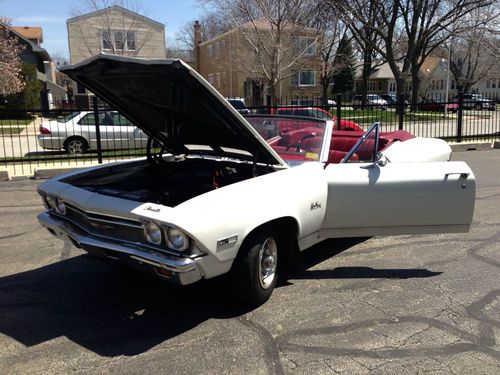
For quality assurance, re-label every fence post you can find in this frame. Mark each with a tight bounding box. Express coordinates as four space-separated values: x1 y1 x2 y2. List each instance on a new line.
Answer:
398 93 405 131
456 93 463 143
336 94 342 130
92 96 103 164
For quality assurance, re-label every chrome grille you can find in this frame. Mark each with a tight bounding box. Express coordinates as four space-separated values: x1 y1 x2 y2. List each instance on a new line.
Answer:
62 204 146 243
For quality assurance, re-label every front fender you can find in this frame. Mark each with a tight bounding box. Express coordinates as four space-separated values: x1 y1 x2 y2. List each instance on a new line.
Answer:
133 162 328 266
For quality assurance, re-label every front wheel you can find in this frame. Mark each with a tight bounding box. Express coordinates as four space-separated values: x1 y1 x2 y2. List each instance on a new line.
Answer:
475 103 482 110
230 231 279 307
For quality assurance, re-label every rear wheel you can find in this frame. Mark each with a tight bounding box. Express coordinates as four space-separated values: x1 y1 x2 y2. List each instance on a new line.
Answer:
64 137 89 154
230 231 279 307
475 103 482 110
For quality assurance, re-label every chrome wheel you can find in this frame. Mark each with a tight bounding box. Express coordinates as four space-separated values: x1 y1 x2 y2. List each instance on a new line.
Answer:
258 237 278 290
66 138 86 154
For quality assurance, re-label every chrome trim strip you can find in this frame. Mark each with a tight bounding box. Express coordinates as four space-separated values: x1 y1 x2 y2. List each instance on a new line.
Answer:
38 212 202 285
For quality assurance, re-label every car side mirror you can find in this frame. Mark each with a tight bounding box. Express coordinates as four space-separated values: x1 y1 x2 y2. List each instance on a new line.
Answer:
376 152 388 167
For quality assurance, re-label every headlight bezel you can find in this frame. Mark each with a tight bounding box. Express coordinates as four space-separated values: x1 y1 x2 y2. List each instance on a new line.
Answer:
55 198 66 214
143 220 163 246
165 226 190 252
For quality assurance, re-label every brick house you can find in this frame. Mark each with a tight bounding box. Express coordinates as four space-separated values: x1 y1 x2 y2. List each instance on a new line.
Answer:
66 5 166 107
193 19 322 106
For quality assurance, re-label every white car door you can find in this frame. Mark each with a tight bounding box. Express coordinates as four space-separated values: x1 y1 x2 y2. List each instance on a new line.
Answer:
320 125 475 238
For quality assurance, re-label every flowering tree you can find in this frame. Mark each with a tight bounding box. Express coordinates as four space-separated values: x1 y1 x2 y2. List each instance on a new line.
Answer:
0 17 25 97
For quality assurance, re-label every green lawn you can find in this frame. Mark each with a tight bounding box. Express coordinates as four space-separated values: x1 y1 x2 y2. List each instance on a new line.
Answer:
0 127 25 135
0 118 33 126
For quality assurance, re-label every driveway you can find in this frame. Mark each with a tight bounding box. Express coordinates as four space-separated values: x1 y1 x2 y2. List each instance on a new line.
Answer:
0 150 499 374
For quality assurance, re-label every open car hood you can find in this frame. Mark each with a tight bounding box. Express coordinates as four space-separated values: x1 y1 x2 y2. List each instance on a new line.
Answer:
60 54 285 166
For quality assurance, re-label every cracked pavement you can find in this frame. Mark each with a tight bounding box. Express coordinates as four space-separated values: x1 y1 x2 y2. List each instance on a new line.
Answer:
0 149 499 374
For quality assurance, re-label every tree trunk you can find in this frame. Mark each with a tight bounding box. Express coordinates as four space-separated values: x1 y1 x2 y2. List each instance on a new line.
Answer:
360 46 372 107
410 63 420 111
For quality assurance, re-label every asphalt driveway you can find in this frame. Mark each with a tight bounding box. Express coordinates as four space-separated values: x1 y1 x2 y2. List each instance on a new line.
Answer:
0 149 499 374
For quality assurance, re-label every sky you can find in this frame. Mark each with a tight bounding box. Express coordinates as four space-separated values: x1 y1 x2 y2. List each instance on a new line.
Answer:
0 0 204 58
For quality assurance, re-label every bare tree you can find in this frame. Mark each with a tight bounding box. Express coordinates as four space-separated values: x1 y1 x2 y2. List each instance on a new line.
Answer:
449 29 500 93
339 0 496 109
175 12 233 51
307 3 353 104
0 17 25 96
204 0 320 105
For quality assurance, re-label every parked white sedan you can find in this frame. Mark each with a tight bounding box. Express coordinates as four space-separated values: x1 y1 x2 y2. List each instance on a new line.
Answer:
37 55 476 307
38 111 148 153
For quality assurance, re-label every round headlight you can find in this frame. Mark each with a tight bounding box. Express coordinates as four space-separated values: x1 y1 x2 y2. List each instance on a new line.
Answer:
55 198 66 214
41 194 51 209
144 221 162 245
166 227 189 251
45 195 56 210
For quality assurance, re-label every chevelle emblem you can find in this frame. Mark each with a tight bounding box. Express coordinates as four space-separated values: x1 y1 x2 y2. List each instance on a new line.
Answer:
144 205 161 213
310 202 322 210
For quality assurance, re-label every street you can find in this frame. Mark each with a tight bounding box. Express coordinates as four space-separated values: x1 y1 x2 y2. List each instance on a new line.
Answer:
0 149 499 374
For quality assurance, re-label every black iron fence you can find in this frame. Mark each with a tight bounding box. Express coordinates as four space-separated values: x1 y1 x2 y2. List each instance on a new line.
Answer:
0 93 498 176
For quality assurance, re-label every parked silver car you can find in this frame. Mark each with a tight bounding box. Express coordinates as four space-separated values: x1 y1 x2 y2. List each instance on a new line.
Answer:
38 111 148 153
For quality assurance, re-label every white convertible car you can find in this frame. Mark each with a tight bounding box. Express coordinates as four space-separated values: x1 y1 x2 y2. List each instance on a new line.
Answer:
37 55 476 307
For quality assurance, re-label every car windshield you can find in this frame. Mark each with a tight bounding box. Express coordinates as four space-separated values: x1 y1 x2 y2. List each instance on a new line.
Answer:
59 112 80 123
245 115 327 166
229 100 246 109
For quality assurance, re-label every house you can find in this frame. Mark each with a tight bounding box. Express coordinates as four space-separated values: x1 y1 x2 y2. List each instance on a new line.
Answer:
8 27 66 110
66 5 166 108
193 19 322 106
354 57 500 100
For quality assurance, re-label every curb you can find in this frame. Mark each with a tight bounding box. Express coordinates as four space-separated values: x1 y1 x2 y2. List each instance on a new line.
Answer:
450 142 495 152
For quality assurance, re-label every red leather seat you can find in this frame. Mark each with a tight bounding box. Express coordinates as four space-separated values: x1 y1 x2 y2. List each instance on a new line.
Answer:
328 150 359 163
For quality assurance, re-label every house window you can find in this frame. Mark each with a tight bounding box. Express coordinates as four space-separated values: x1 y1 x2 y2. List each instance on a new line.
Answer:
493 79 498 89
101 30 136 51
126 32 136 50
389 82 396 92
215 42 220 59
430 80 435 90
292 37 316 56
377 81 383 91
451 80 456 89
101 30 112 50
296 70 315 86
114 31 125 50
207 44 213 57
367 81 375 91
207 73 214 85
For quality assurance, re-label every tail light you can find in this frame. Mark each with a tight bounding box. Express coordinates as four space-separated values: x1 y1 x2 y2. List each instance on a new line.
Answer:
39 125 51 134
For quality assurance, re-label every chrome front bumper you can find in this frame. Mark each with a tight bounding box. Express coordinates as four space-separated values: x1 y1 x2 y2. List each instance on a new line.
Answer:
38 212 202 285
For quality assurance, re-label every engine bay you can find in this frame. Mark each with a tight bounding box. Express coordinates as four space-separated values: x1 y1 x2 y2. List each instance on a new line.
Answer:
62 157 276 207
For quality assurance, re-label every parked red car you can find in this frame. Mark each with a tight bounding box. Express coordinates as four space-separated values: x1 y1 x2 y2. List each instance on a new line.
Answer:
418 99 458 113
268 107 363 131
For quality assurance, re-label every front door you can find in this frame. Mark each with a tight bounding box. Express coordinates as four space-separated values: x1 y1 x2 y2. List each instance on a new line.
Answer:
320 124 475 238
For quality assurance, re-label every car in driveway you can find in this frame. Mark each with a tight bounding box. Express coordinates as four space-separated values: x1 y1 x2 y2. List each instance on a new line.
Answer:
418 99 459 113
38 111 148 153
37 55 476 307
454 94 496 111
263 107 363 131
226 98 250 114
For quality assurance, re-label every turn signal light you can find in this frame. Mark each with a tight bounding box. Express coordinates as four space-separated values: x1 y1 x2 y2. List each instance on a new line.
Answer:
39 126 51 134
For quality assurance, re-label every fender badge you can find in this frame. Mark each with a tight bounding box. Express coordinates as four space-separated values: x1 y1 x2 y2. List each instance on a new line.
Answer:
310 202 322 210
144 205 161 213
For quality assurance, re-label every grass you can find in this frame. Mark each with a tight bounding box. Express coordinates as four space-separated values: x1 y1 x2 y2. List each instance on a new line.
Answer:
0 118 33 126
0 127 25 135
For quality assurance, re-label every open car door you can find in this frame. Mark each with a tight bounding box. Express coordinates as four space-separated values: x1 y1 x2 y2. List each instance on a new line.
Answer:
320 123 475 238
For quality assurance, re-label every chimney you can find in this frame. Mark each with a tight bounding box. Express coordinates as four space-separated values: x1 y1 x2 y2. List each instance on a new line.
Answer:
193 20 202 72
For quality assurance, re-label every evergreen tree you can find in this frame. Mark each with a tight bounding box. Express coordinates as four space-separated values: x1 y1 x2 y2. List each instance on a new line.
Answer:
330 37 355 94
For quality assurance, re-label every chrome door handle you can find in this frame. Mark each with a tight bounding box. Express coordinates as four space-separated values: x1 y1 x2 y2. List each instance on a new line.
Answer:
445 172 470 178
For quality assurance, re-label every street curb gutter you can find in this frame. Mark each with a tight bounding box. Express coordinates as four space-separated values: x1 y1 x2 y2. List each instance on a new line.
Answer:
0 168 9 181
450 142 496 152
34 167 81 179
